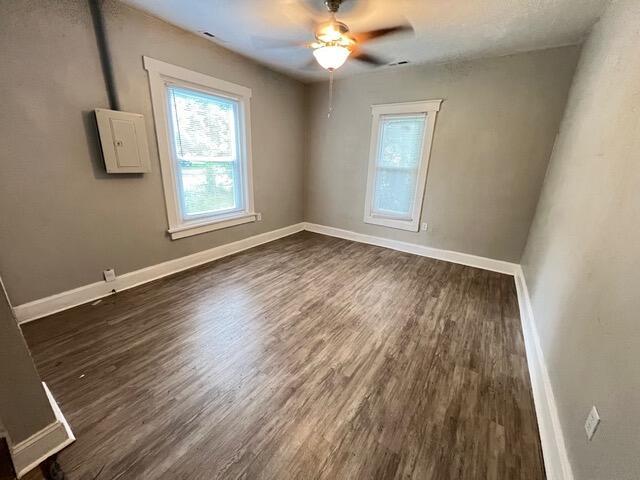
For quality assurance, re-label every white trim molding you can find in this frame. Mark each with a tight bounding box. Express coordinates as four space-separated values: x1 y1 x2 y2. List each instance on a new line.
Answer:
370 100 443 115
304 222 518 275
168 212 259 240
10 383 75 478
307 223 572 478
143 56 255 240
514 267 574 480
364 100 442 232
13 221 517 323
14 223 305 324
10 220 572 480
143 57 252 99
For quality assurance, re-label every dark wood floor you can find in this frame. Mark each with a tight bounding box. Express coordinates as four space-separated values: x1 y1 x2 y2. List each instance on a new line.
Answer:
22 232 545 480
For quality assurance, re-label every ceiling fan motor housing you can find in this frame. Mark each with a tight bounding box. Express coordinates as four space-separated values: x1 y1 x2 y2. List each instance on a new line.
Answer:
325 0 343 13
316 20 350 43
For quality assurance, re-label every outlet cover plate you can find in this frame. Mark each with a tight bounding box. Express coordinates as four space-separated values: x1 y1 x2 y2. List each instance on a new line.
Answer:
585 405 600 440
103 269 116 283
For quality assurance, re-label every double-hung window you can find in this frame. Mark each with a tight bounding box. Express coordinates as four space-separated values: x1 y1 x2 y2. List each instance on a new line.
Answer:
144 57 256 239
364 100 441 232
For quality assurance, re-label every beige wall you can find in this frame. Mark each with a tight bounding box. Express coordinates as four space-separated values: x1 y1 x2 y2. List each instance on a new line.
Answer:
3 1 639 477
0 0 306 305
0 1 579 305
521 1 640 478
0 277 54 443
304 47 579 262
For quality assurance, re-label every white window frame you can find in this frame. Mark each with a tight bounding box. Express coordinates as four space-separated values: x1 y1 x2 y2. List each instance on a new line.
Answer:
363 100 442 232
144 57 257 240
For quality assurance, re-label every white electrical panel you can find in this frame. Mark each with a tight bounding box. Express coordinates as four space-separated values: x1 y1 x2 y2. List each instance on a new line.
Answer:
95 108 151 173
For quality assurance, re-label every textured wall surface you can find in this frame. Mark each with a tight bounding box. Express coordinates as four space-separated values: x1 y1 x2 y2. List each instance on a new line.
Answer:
0 1 579 304
521 1 640 478
305 47 579 262
0 0 306 305
5 1 640 476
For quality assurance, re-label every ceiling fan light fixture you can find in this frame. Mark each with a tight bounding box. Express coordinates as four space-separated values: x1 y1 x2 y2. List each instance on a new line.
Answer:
313 44 351 71
316 20 349 43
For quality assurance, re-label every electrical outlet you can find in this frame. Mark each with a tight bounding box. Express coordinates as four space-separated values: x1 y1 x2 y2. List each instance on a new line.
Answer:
103 268 116 283
421 222 428 231
584 406 600 440
256 212 262 221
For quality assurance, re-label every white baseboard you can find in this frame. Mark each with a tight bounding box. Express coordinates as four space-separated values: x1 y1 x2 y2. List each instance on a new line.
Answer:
303 222 519 275
14 223 305 324
10 221 569 479
514 267 573 480
14 221 517 324
308 222 572 478
10 383 75 478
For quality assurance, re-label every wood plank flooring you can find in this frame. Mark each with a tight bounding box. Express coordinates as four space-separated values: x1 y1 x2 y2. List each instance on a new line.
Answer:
22 232 545 480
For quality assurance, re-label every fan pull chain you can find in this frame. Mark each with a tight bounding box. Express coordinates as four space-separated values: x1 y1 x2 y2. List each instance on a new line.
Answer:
328 69 334 118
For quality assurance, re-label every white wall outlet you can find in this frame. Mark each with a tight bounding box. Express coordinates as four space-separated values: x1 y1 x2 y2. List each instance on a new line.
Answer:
103 268 116 283
256 212 262 221
585 405 600 440
421 222 428 231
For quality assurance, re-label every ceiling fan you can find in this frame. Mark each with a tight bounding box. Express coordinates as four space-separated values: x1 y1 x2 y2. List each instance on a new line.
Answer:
258 0 413 72
257 0 412 116
308 0 413 71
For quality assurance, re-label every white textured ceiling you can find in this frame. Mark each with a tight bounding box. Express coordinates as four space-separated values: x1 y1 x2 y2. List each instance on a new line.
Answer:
121 0 609 81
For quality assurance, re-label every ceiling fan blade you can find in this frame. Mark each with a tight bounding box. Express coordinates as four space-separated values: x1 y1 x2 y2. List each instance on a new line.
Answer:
251 36 311 50
351 24 413 44
351 51 387 67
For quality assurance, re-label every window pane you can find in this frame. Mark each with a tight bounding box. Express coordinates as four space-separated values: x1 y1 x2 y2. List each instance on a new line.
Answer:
372 114 426 217
166 85 245 219
167 86 238 162
373 168 418 216
377 115 425 169
178 161 238 217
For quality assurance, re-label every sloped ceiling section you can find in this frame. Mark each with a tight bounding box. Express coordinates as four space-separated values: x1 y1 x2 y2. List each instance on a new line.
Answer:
121 0 608 80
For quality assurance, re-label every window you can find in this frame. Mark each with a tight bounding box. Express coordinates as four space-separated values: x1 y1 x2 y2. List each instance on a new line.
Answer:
144 57 256 239
364 100 441 232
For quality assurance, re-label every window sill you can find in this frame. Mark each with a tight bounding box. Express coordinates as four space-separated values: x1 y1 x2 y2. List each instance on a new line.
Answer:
364 215 419 232
168 212 259 240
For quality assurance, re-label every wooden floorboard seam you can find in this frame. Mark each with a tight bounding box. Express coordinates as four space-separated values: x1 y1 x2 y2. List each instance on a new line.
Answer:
22 232 545 479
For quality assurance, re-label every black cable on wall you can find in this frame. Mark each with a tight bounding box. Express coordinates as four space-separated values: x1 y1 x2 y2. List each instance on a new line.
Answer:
89 0 120 111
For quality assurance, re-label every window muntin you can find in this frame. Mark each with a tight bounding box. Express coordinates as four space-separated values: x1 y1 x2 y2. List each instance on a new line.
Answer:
166 85 245 221
371 113 426 219
144 56 256 240
363 100 441 232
